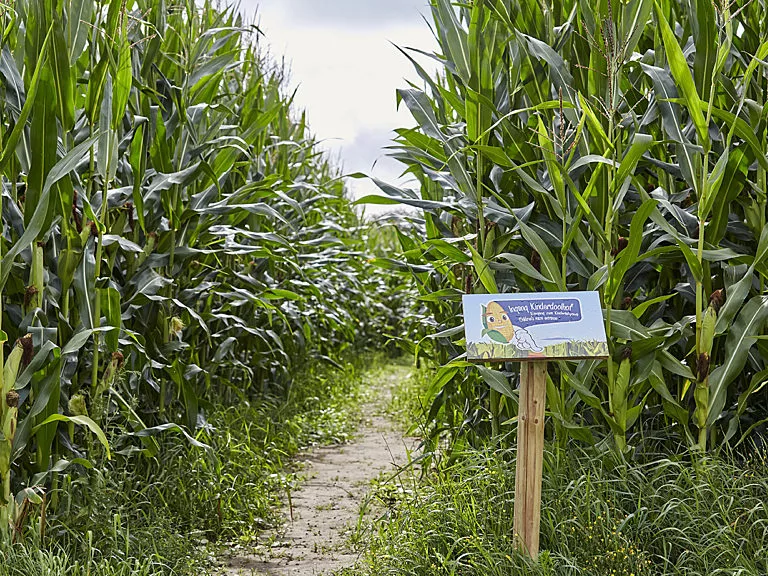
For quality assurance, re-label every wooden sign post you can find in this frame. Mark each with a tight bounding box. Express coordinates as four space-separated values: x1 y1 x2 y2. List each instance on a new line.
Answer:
513 360 547 557
462 292 608 559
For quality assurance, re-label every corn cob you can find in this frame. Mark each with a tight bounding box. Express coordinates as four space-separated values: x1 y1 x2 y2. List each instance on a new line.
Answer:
1 335 33 538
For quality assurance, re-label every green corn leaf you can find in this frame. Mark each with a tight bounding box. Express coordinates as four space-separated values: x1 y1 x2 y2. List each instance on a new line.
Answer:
558 172 608 251
588 266 609 291
426 366 461 399
33 369 61 476
632 294 675 318
111 24 132 129
513 217 565 291
649 360 689 425
102 287 121 353
32 414 111 460
433 0 471 82
609 310 651 340
726 367 768 442
26 67 58 228
621 0 653 57
468 244 498 294
0 136 98 292
537 117 565 207
673 237 704 283
563 364 604 411
51 16 75 130
699 149 729 219
0 26 53 175
654 2 709 145
397 88 445 143
607 199 657 302
713 226 768 335
65 0 92 64
181 375 199 432
424 324 465 339
708 148 747 243
128 423 210 451
663 97 768 172
658 350 695 380
477 366 516 398
640 63 699 190
61 327 116 356
98 73 118 181
612 134 654 208
578 94 611 149
708 296 768 426
495 252 553 283
426 239 471 263
690 0 717 97
715 272 754 336
705 104 768 172
517 32 577 108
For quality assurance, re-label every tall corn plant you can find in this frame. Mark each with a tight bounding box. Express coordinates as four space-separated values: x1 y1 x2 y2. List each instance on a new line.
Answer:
0 0 404 539
372 0 768 455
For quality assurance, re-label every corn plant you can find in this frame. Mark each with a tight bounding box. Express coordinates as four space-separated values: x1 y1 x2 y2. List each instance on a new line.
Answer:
0 0 408 540
372 0 768 455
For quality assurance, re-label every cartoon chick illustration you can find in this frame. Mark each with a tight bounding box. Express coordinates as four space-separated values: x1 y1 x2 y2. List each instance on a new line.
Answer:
482 301 543 352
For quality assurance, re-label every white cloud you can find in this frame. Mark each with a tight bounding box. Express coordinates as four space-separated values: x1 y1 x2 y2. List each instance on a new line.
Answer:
254 0 431 27
239 1 437 216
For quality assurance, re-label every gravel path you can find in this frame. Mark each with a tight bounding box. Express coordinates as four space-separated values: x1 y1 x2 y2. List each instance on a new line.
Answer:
223 364 416 576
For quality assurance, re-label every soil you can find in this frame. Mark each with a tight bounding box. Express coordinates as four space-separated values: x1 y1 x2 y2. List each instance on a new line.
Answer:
222 363 416 576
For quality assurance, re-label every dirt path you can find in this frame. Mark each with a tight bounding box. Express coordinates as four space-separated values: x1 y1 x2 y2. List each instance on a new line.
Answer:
223 363 416 576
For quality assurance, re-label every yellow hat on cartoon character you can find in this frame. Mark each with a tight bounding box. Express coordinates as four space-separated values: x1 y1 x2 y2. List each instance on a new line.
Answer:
484 301 515 342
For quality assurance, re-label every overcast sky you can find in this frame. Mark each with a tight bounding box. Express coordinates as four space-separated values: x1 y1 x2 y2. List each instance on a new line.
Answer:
239 0 436 217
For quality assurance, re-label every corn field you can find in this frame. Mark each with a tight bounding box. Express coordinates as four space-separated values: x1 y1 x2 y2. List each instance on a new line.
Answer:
0 0 411 541
376 0 768 455
6 0 768 567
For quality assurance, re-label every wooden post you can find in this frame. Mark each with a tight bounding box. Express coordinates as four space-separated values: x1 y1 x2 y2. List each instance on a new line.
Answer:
513 360 548 559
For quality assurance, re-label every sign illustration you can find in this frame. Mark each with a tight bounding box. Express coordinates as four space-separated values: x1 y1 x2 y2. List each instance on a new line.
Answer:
463 292 608 361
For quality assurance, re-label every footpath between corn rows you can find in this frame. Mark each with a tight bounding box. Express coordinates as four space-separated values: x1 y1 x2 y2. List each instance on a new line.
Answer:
222 363 416 575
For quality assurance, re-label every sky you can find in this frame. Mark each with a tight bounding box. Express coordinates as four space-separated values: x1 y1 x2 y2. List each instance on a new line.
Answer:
238 0 436 217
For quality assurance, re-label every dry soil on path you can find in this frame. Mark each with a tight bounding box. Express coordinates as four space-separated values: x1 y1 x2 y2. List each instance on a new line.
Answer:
222 363 416 576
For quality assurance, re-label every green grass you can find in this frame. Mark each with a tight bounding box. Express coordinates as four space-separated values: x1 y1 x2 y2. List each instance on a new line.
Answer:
347 443 768 575
0 544 175 576
385 359 429 432
347 369 768 576
3 356 375 575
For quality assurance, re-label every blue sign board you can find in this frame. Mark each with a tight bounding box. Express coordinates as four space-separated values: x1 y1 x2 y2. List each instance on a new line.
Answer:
462 292 609 362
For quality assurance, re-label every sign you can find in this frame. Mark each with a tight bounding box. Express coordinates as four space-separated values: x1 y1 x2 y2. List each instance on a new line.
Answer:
462 291 608 558
462 291 608 361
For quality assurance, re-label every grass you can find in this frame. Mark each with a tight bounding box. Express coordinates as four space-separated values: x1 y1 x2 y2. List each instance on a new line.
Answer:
346 441 768 575
3 356 377 575
0 545 175 576
386 362 431 433
339 368 768 576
